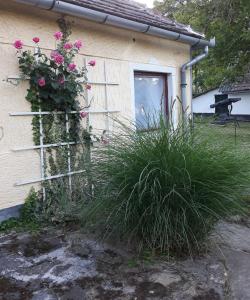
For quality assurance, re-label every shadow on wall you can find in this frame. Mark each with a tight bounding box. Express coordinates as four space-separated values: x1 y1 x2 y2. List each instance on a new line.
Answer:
0 205 22 223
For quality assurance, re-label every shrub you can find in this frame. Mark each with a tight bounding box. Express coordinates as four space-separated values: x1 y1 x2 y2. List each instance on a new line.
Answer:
41 175 91 224
20 187 40 223
85 119 249 256
0 188 41 233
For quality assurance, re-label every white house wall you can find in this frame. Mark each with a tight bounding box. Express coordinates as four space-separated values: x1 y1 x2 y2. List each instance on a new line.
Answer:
193 89 218 114
229 93 250 115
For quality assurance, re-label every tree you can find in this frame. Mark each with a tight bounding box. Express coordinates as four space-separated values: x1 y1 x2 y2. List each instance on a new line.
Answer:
154 0 250 94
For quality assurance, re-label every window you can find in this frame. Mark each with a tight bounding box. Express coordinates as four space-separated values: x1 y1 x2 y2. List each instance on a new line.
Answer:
134 72 168 128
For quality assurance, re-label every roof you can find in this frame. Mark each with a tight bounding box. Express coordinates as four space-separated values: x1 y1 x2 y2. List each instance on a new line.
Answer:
220 72 250 94
61 0 204 39
193 87 219 99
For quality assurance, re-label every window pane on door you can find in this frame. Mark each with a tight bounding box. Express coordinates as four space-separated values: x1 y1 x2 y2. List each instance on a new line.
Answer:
134 72 167 128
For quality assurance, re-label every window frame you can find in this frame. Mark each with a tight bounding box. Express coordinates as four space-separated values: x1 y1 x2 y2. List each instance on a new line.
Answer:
134 71 169 121
130 63 177 128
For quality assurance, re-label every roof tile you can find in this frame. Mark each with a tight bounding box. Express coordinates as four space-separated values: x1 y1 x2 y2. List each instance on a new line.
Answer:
61 0 203 38
220 72 250 93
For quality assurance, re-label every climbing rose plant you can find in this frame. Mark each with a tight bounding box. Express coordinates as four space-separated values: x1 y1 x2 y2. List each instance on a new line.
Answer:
14 32 96 112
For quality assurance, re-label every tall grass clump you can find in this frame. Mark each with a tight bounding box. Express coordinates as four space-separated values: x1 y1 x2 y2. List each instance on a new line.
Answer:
86 118 249 256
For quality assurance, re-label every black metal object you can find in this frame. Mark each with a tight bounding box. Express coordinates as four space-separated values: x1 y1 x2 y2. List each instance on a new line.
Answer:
212 94 228 115
210 96 241 125
210 97 241 109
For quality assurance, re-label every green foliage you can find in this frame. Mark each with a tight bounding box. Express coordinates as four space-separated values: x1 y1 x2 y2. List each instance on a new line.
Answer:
40 177 90 224
0 141 92 232
0 218 23 232
0 188 41 233
0 217 40 233
38 130 93 224
20 187 40 223
84 119 249 256
154 0 250 93
10 20 96 229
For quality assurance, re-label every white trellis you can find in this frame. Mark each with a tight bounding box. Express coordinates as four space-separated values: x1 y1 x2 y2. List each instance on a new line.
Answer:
8 58 120 199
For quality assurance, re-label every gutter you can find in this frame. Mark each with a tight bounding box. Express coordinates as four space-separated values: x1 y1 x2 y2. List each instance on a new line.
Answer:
15 0 214 48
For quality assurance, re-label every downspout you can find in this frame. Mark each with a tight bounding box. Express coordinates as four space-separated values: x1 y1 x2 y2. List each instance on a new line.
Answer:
181 39 215 120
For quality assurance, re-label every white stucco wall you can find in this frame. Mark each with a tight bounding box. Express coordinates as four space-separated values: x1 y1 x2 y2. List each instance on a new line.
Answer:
193 89 218 114
229 93 250 115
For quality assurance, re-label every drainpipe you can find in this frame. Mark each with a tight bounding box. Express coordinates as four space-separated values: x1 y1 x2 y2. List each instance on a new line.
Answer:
181 39 215 120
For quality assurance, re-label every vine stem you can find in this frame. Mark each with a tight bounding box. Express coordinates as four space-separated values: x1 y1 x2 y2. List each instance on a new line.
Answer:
35 47 46 201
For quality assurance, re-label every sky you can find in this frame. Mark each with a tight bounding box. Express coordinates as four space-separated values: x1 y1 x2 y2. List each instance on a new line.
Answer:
136 0 155 8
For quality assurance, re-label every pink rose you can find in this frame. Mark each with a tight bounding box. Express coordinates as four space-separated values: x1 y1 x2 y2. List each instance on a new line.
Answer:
68 63 76 72
33 37 40 44
74 40 83 49
86 84 92 90
38 77 46 87
58 76 65 85
50 50 58 59
64 42 73 50
51 51 64 65
88 60 96 67
53 54 64 65
54 31 63 40
14 40 24 50
80 111 89 119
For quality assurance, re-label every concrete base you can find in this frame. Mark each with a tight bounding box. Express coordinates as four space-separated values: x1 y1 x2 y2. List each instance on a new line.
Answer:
1 219 250 299
0 205 22 223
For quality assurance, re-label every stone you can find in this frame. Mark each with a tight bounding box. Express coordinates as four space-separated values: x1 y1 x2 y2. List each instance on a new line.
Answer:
135 281 168 299
219 248 250 300
1 220 250 299
70 244 91 258
150 271 181 287
214 221 250 252
31 289 58 300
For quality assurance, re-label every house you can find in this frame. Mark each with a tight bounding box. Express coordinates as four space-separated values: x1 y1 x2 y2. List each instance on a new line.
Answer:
0 0 214 220
193 88 219 116
193 73 250 120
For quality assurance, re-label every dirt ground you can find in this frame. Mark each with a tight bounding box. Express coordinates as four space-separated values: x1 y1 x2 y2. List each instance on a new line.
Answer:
0 218 250 300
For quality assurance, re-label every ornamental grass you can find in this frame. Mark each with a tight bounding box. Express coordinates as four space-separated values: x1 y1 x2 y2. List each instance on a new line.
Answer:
83 118 249 256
